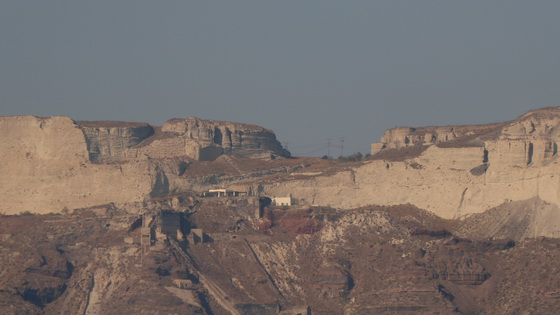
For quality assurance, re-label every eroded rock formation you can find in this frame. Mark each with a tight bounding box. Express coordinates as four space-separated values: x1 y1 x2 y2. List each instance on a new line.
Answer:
78 121 154 163
162 117 290 160
0 115 289 214
262 107 560 225
4 108 560 314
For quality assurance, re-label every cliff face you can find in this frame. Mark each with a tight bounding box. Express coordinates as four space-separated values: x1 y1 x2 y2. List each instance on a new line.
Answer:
371 107 560 166
161 117 291 160
5 108 560 223
263 107 560 224
77 121 154 163
0 116 153 215
75 117 289 163
0 115 289 214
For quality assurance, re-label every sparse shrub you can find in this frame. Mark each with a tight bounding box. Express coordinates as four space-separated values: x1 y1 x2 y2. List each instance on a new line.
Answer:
338 152 364 162
257 219 273 231
411 228 452 238
280 213 323 234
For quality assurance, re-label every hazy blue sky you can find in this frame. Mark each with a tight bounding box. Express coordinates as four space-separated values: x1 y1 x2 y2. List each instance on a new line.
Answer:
2 1 560 156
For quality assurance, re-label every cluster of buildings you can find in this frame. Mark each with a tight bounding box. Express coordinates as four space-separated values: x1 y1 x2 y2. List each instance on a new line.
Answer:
123 188 312 315
202 188 294 207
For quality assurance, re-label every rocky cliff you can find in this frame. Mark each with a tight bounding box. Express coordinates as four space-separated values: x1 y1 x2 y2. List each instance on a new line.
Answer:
159 117 290 161
77 121 154 163
75 117 289 163
5 109 560 314
262 107 560 226
5 108 560 225
0 116 154 215
0 115 289 215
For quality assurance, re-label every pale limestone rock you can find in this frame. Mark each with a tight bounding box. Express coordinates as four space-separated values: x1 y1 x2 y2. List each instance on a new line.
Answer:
77 121 154 163
0 115 290 214
0 116 151 215
267 107 560 221
162 117 290 159
370 142 384 155
372 123 502 154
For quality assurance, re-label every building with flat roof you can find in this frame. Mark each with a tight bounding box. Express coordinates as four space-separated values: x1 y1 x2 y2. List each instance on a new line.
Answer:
272 194 293 206
203 188 247 197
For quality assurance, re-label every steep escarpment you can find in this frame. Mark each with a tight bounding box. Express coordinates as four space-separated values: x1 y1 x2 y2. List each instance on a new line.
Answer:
77 121 154 163
79 117 290 162
262 107 560 229
0 115 289 215
0 116 153 215
160 117 290 160
371 123 503 154
372 107 560 166
5 109 560 314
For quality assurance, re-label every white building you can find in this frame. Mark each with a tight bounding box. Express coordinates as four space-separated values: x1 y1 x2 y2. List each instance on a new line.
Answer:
272 194 293 206
203 189 246 197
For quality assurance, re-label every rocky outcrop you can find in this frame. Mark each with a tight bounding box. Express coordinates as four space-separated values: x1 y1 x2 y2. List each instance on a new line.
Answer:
263 107 560 228
77 121 154 163
161 117 290 160
371 123 501 154
0 115 289 214
371 107 560 167
0 116 153 215
78 117 290 162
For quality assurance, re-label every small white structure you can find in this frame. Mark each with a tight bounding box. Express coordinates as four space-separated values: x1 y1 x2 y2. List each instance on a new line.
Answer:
209 189 230 197
272 194 293 206
203 189 246 197
173 279 194 290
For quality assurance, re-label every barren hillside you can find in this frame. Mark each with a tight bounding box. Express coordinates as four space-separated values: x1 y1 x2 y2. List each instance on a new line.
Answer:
3 108 560 314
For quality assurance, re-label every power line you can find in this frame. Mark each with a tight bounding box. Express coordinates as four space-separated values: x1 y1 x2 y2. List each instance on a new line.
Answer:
292 144 328 156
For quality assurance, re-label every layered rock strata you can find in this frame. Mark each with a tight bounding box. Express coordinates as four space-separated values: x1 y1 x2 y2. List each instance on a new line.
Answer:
263 107 560 221
0 116 153 215
77 121 154 163
75 117 290 163
0 115 288 214
157 117 290 161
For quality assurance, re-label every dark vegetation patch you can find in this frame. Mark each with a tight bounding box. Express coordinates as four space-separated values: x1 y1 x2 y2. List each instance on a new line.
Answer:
336 152 369 162
470 164 489 176
369 145 429 162
437 124 505 147
279 212 323 235
411 228 452 238
265 208 328 235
